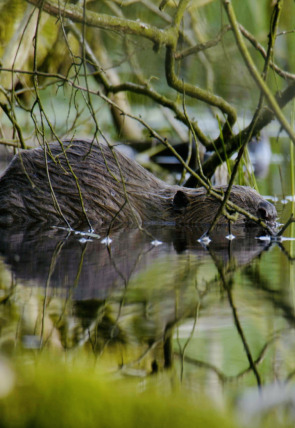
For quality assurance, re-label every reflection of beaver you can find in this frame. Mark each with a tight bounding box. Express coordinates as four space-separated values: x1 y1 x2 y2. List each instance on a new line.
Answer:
0 140 277 230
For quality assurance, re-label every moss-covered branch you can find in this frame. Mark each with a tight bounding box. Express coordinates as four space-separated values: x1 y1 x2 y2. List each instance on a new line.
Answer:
26 0 174 46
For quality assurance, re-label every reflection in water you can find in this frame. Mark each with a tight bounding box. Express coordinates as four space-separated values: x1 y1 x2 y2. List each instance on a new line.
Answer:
0 223 294 399
0 224 270 299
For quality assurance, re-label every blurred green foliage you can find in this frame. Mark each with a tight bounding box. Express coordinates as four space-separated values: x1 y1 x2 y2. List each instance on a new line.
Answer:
0 357 238 428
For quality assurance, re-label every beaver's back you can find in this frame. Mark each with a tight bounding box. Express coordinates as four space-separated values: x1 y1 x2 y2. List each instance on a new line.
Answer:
0 140 169 227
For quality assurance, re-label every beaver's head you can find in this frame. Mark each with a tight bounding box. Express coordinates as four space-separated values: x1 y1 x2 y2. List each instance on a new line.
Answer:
256 199 277 227
172 185 277 233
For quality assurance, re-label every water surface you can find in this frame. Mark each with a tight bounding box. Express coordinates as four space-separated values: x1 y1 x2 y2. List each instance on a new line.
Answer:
0 223 294 387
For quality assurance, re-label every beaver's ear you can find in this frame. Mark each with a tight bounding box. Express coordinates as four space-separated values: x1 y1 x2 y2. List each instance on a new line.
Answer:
172 190 189 212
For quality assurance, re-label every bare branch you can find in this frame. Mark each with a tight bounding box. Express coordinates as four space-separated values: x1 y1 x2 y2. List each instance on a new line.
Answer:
175 25 231 60
240 25 295 81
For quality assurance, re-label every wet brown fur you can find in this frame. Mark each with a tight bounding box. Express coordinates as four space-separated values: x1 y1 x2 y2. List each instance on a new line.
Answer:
0 140 277 229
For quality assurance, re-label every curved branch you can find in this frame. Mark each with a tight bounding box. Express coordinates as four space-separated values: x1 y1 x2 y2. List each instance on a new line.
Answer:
26 0 174 46
165 46 237 128
109 81 211 147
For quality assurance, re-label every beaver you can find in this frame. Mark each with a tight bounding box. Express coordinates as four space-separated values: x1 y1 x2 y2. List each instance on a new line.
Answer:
0 139 277 231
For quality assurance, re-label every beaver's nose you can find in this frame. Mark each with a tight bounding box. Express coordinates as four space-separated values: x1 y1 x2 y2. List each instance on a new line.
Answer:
257 200 277 224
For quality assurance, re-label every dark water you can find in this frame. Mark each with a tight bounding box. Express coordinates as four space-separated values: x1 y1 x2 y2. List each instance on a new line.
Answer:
0 222 294 381
0 144 295 422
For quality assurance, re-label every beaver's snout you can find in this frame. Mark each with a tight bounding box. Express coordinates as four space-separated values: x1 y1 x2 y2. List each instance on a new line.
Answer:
257 200 277 226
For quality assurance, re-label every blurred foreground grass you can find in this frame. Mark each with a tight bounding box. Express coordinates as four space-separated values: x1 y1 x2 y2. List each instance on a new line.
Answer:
0 355 238 428
0 354 294 428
